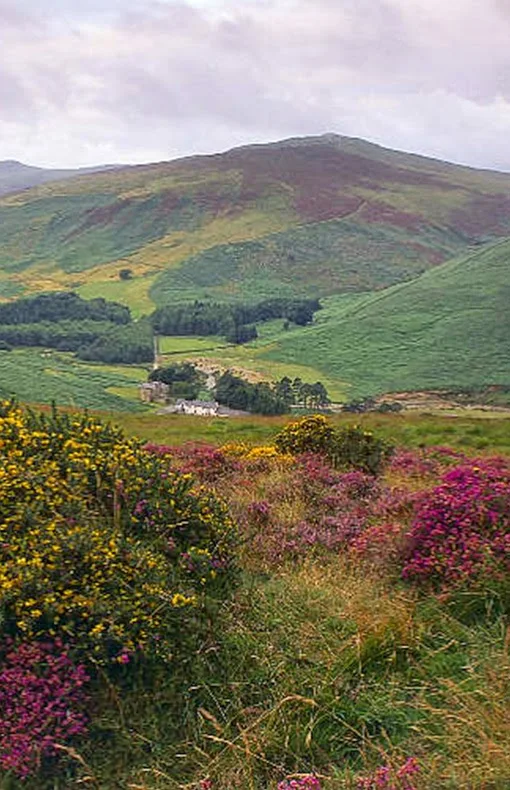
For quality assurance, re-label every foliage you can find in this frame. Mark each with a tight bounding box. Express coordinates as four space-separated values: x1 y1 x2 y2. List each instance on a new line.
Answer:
2 413 510 787
0 639 90 778
403 457 510 590
76 321 154 363
278 777 322 790
275 416 393 474
225 322 258 345
0 402 236 667
331 425 394 475
215 371 289 415
356 757 420 789
0 291 130 325
150 298 320 346
275 415 336 456
0 292 153 365
149 362 206 400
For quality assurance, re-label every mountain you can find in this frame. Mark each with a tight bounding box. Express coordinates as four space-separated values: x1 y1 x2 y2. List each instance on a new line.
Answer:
1 134 510 311
0 160 118 198
263 238 510 397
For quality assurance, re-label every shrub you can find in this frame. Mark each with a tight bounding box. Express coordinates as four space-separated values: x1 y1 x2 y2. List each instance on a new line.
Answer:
278 777 322 790
0 639 89 778
357 757 420 789
331 425 393 475
275 415 335 456
403 458 510 589
275 416 392 475
147 441 241 483
0 402 236 665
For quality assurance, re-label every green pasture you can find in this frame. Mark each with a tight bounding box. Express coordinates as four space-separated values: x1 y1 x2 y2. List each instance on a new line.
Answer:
110 410 510 455
0 348 148 412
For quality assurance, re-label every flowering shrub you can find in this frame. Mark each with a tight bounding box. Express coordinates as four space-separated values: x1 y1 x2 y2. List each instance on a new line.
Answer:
0 402 236 664
145 441 241 483
275 416 392 475
0 639 89 778
278 776 322 790
356 757 420 789
242 445 295 471
403 458 510 588
275 415 335 456
387 446 467 482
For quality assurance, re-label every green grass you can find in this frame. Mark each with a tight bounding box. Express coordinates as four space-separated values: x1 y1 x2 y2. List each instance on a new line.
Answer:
150 218 465 305
262 239 510 397
158 335 227 354
0 349 149 411
110 410 510 455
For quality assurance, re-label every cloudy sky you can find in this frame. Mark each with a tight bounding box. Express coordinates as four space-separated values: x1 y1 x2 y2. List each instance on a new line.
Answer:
1 0 509 170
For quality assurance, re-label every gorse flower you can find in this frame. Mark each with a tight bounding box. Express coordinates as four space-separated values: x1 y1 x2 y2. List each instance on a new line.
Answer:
0 402 236 662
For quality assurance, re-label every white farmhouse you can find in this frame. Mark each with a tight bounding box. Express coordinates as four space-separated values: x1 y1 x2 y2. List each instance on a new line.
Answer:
174 399 220 416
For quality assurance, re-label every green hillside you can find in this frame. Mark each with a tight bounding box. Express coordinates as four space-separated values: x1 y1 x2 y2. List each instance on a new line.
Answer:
262 239 510 397
2 135 510 313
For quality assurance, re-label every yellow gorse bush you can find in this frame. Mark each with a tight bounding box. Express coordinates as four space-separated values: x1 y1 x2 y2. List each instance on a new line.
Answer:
0 402 236 664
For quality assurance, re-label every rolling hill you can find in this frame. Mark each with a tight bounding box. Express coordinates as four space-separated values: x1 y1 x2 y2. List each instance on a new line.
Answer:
0 160 118 198
1 134 510 311
261 238 510 397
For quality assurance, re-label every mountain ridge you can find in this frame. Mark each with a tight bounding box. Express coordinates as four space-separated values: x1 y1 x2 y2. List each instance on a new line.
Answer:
0 133 510 313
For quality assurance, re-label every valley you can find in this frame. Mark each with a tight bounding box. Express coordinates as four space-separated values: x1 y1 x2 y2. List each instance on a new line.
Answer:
0 135 509 410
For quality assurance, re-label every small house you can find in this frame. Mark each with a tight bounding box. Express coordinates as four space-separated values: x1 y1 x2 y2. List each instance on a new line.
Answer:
139 381 170 404
174 399 220 416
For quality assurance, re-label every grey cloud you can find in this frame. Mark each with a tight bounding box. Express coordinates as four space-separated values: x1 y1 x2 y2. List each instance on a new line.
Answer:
0 0 509 169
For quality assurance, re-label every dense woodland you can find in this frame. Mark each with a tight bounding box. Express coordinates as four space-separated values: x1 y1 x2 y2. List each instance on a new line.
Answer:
0 292 130 325
0 293 153 363
151 298 321 341
0 293 322 365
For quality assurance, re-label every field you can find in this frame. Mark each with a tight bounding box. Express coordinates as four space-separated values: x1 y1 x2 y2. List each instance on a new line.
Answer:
1 405 509 789
2 236 509 412
258 239 510 398
0 348 149 411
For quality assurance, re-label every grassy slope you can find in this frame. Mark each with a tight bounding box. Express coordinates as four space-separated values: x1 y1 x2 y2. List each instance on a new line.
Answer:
1 135 510 313
0 348 148 411
262 239 510 397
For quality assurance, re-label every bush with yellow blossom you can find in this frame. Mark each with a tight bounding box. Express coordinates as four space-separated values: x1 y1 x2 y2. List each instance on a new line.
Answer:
275 415 393 475
0 401 236 666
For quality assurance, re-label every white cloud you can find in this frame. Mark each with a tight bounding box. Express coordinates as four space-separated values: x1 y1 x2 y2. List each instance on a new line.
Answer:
0 0 509 169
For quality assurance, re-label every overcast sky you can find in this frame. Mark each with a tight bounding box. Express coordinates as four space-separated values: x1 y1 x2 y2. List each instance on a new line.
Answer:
1 0 509 170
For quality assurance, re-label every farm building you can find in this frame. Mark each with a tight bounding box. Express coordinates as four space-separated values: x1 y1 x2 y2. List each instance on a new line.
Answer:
139 381 170 403
174 399 220 416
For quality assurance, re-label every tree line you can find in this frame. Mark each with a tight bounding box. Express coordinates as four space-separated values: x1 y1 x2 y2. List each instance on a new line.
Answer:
0 320 154 364
215 372 330 415
0 292 322 367
150 298 321 343
0 292 130 325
